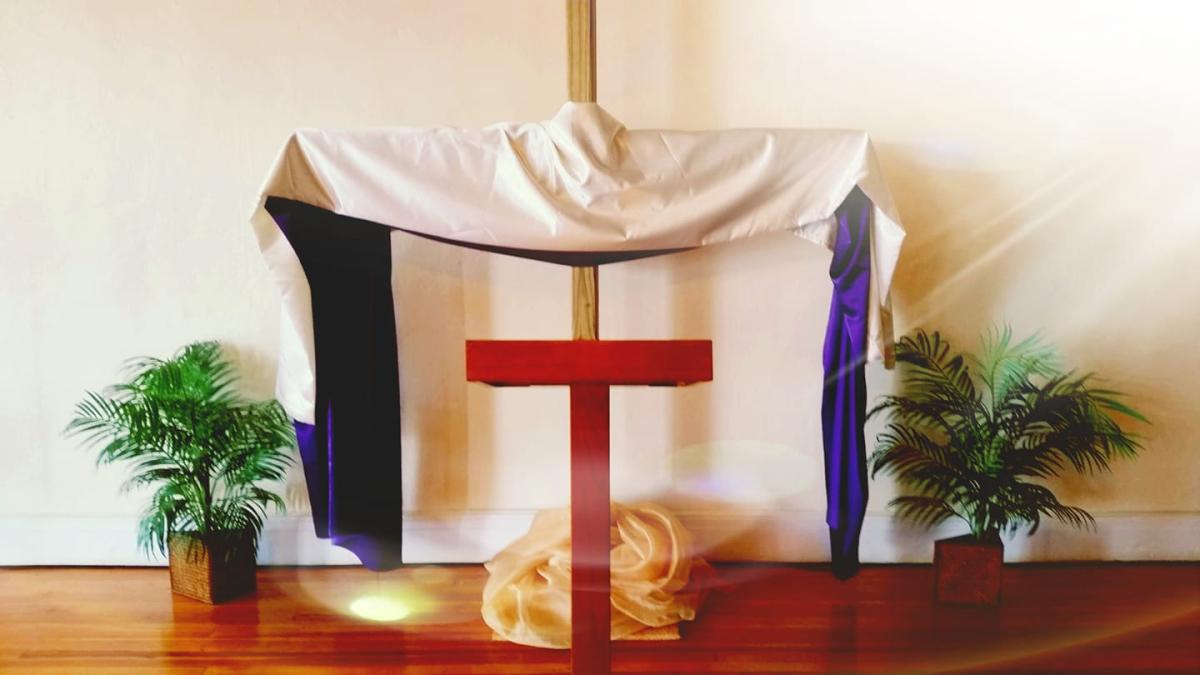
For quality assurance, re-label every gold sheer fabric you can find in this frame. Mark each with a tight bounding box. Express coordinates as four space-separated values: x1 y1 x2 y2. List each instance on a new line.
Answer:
481 502 712 648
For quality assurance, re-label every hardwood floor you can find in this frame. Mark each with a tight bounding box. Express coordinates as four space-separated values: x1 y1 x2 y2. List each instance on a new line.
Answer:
1 563 1197 673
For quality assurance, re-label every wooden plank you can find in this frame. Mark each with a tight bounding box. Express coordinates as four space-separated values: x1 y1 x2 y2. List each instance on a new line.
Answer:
572 266 598 341
566 0 596 104
465 340 713 386
569 384 610 674
567 0 599 342
2 565 1198 672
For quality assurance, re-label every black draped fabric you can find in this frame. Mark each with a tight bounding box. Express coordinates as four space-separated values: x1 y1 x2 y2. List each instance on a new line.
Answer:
266 197 404 570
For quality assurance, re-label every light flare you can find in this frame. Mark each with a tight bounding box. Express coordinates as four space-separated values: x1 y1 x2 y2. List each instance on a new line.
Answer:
349 593 413 622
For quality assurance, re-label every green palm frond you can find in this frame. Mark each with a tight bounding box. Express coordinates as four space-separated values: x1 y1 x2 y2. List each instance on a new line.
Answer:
890 496 961 529
870 327 1145 541
974 324 1060 408
66 341 296 560
896 330 978 404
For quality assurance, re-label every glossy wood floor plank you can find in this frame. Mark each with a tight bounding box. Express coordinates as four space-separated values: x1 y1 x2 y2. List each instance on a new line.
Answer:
1 563 1197 673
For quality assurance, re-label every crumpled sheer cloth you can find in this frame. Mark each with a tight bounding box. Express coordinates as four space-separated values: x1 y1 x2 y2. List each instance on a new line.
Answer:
482 502 713 648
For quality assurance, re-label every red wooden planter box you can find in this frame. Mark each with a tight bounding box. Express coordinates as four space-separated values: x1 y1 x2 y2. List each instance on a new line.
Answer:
934 534 1003 605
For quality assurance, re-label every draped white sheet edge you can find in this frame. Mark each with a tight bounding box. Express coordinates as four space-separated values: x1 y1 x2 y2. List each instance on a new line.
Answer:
251 103 905 425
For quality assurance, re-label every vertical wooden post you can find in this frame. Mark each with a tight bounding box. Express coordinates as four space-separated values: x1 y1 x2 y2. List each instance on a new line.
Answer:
568 0 599 341
566 0 596 103
572 267 598 340
567 2 605 673
569 383 610 672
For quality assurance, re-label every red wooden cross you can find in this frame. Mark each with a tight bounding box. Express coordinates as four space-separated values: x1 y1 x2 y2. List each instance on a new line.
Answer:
467 339 713 674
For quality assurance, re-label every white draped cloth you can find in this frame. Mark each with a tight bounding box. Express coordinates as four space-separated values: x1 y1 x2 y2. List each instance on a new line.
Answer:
481 503 714 648
251 103 906 425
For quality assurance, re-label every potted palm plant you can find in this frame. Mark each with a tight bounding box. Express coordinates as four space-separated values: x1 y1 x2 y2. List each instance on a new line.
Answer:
869 327 1146 604
66 341 295 603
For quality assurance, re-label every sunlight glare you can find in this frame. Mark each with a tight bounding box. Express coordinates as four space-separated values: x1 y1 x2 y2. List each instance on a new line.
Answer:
349 594 413 622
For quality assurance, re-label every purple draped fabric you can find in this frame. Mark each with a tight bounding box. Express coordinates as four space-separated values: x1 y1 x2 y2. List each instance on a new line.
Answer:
822 187 872 579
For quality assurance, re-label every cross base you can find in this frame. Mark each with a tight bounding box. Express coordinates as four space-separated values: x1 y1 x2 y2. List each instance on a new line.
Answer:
467 340 713 674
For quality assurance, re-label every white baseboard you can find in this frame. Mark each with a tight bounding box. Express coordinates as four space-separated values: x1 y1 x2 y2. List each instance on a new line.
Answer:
684 509 1200 563
0 512 537 566
1 510 1196 566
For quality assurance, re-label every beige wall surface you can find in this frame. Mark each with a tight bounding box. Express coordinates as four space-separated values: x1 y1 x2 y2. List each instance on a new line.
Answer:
2 0 1196 564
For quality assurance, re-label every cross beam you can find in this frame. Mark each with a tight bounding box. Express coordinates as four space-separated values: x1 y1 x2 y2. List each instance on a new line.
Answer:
467 339 713 674
466 340 712 385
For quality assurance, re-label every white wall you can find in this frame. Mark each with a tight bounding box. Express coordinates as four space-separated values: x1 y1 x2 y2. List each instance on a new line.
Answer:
2 0 1197 565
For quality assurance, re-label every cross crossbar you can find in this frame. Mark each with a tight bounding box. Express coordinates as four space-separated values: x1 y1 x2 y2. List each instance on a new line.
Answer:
466 340 712 386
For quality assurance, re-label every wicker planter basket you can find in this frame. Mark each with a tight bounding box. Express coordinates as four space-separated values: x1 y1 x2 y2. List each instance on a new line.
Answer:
167 531 257 604
934 533 1003 605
